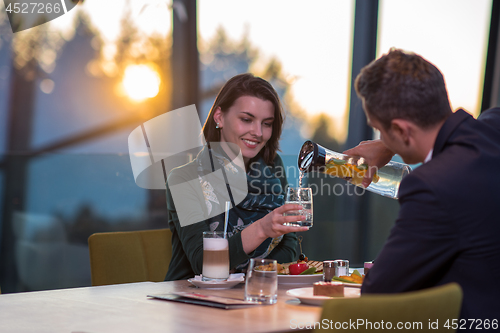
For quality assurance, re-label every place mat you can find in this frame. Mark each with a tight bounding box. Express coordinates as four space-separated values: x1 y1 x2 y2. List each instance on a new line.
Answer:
148 291 261 310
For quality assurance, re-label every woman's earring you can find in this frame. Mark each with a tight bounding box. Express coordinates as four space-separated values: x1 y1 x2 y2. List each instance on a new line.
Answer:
216 123 220 129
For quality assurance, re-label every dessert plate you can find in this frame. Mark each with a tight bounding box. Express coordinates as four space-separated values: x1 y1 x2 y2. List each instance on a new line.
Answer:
286 287 360 306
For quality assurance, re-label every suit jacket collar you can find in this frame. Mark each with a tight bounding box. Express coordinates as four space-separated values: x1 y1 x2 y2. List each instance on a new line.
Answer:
433 109 471 158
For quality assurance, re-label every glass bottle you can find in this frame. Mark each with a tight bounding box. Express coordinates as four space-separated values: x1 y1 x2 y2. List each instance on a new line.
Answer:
298 141 412 199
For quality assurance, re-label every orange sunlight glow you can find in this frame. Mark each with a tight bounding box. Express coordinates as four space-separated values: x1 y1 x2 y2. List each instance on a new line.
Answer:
122 64 161 102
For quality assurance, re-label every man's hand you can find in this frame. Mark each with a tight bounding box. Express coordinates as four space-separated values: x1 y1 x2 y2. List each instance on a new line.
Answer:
343 140 395 188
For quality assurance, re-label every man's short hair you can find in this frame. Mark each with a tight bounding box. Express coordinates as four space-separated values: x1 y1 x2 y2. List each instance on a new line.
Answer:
355 48 452 129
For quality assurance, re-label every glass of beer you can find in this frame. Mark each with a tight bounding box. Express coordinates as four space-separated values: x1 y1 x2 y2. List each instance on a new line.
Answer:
283 187 313 227
202 231 229 281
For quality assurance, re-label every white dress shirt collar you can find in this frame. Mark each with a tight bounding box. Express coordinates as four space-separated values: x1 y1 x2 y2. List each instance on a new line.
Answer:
424 149 433 163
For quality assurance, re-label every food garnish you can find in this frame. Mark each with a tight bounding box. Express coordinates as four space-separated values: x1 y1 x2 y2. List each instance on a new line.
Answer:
297 236 308 262
351 269 362 277
299 267 317 275
276 238 324 275
332 274 364 284
289 262 309 275
325 159 380 185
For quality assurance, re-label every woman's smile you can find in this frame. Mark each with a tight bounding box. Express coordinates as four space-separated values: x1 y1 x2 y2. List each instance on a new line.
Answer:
242 138 260 148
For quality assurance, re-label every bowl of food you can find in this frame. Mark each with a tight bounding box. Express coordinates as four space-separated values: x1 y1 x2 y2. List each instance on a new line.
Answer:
277 259 324 286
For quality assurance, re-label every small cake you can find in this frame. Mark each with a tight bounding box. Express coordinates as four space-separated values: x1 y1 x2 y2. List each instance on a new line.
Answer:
313 282 344 297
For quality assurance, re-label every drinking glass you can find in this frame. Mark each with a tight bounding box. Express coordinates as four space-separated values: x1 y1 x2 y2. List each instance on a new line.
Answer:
202 231 229 281
283 187 313 227
244 258 278 304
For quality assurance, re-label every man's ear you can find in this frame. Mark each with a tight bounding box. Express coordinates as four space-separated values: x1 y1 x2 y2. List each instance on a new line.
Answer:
390 119 413 146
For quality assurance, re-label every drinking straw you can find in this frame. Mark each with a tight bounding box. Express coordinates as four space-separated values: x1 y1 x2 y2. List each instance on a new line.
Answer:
224 201 231 238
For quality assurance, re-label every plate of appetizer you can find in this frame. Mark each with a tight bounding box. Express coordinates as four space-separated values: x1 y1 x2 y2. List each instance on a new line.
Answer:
277 258 324 286
330 270 364 288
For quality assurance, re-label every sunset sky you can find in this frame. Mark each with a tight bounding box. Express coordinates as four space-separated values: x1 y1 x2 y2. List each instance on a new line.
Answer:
31 0 493 141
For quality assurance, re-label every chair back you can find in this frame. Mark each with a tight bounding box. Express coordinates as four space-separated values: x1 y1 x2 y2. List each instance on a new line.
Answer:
88 228 172 286
315 283 463 332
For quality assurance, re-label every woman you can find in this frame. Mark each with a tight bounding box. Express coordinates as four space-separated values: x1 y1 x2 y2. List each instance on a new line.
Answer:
165 73 307 281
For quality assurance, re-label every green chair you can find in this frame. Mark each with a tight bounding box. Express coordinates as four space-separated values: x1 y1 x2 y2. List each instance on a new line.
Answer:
88 228 172 286
315 283 463 332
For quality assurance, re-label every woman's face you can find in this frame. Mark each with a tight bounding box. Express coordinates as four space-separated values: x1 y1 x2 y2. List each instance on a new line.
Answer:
214 95 275 165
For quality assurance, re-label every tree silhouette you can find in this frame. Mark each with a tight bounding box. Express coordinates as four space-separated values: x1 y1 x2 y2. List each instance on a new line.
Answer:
311 113 340 152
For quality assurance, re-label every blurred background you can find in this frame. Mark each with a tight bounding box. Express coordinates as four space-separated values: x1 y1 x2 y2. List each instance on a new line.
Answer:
0 0 497 293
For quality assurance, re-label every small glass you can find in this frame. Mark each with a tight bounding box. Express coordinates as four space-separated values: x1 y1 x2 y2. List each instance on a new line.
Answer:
245 258 278 304
283 187 313 227
364 261 374 275
202 231 229 281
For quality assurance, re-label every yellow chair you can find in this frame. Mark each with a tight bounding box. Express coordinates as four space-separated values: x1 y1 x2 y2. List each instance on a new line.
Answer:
88 228 172 286
315 283 463 332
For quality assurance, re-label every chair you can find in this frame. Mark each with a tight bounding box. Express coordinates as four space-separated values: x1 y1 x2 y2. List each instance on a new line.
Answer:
88 228 172 286
315 283 463 332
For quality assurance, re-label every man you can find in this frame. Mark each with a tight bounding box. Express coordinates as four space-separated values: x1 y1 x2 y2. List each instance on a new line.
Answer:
345 49 500 324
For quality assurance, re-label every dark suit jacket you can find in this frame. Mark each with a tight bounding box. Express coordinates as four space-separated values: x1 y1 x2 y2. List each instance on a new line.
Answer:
362 109 500 323
479 107 500 130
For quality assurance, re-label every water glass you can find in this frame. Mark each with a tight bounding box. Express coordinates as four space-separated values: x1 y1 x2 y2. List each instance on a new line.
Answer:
202 231 229 281
283 187 313 227
244 258 278 304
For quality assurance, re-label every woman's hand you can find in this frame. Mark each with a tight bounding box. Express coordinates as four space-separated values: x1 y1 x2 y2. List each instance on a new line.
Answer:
241 204 308 254
343 139 395 188
258 204 309 238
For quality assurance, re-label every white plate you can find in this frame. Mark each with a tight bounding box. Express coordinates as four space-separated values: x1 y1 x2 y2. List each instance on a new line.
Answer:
286 287 361 306
188 274 245 290
278 274 323 285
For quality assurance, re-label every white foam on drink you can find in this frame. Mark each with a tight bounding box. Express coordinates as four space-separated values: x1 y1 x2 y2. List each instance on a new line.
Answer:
203 237 228 251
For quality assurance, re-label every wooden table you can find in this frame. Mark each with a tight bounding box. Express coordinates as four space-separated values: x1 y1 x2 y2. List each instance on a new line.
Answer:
0 280 323 333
